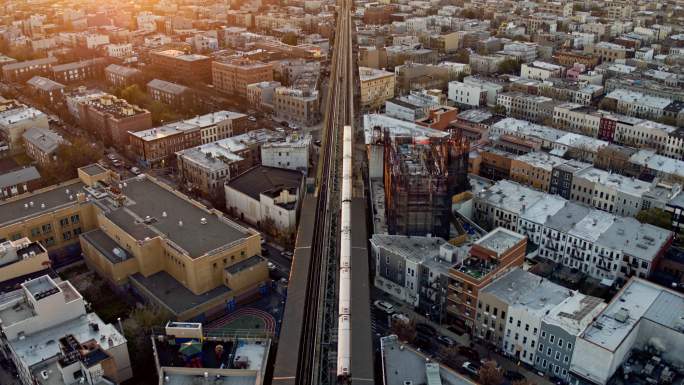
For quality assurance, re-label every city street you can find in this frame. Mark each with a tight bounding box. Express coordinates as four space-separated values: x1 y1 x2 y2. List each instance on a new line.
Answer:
372 289 555 385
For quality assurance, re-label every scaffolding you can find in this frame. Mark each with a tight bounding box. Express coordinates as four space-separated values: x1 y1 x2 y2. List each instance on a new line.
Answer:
383 129 470 239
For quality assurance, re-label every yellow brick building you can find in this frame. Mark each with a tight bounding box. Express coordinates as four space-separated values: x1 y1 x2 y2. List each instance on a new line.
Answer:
0 164 268 320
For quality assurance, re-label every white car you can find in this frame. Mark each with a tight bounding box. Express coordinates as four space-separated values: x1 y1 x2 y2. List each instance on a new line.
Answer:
391 312 410 324
130 167 141 175
373 300 394 314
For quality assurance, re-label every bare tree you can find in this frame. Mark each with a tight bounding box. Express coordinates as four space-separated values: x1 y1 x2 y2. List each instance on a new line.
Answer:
391 318 417 344
478 360 504 385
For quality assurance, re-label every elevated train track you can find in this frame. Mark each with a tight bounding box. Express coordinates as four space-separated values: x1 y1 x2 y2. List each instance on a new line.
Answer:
273 0 372 384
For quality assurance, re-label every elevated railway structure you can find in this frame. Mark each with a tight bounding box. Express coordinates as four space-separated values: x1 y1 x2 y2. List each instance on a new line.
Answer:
272 0 373 384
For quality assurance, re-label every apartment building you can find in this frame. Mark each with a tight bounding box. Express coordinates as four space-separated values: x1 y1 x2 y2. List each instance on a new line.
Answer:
605 89 674 122
273 87 320 127
371 234 456 321
225 165 304 235
468 54 507 75
496 92 556 123
147 79 195 109
359 66 395 110
480 268 573 366
534 293 606 381
570 279 684 385
106 43 133 58
129 121 202 166
149 49 212 84
0 103 50 152
549 160 593 199
77 94 152 147
553 104 601 136
261 133 311 173
0 237 49 285
446 227 526 332
501 42 538 63
591 42 633 62
448 81 487 108
510 152 567 192
22 127 65 166
176 129 284 197
0 167 42 200
554 51 599 69
1 57 58 83
26 76 65 104
475 180 673 282
212 58 274 98
520 61 564 81
246 81 282 110
51 58 106 84
105 64 142 88
0 275 132 385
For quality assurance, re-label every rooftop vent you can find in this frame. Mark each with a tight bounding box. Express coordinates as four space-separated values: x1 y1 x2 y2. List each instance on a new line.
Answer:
200 218 208 225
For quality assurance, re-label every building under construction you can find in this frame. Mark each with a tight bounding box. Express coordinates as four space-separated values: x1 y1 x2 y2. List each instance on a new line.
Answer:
383 129 470 239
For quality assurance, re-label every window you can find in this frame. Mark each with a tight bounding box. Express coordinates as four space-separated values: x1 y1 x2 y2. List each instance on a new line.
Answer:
517 320 521 327
542 359 547 368
558 338 563 347
509 317 513 324
567 342 572 350
547 347 552 356
533 327 538 335
539 343 543 352
42 223 52 233
549 335 555 343
71 214 80 224
564 355 569 363
525 324 529 331
60 218 69 227
555 351 561 360
62 231 72 241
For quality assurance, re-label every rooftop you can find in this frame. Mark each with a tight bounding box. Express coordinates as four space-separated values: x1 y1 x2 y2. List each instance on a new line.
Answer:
103 176 253 258
147 79 189 95
543 294 606 336
27 76 65 92
0 180 84 227
381 335 475 385
606 89 672 109
227 165 303 201
22 127 65 154
475 227 525 256
131 272 230 315
105 64 141 77
490 118 565 143
580 278 684 352
0 166 41 189
482 268 572 316
513 151 566 172
359 66 394 81
154 49 210 62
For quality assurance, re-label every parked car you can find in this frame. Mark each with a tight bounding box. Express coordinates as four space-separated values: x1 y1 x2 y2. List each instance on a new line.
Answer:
261 248 270 255
437 335 456 347
458 346 480 361
107 154 117 161
267 262 276 271
130 166 141 175
461 361 480 376
504 370 526 381
390 312 410 324
373 300 394 314
416 322 437 337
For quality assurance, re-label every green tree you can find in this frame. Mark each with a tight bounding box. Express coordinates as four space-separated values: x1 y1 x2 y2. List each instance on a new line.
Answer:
636 208 672 229
438 345 461 369
40 138 104 185
123 307 171 385
454 49 470 64
493 104 507 115
120 84 148 107
281 32 298 46
498 58 521 74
